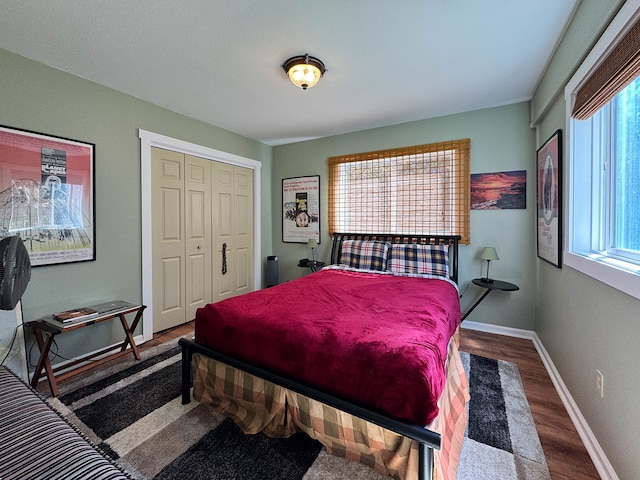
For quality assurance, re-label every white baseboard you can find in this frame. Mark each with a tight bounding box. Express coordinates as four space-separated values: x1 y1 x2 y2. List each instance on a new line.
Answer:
461 320 536 340
462 321 620 480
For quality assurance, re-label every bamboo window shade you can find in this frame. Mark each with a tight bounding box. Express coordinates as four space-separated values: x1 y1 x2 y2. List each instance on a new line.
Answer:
572 16 640 120
328 139 470 244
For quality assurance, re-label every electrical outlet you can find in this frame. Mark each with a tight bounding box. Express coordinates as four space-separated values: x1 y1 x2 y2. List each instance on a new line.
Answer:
596 369 604 398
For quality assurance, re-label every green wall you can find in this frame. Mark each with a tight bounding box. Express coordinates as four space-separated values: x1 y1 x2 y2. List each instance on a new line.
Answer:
531 1 637 478
0 48 273 371
272 102 536 329
2 1 636 475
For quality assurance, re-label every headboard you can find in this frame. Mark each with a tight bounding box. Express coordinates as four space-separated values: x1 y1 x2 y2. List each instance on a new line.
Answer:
330 232 461 284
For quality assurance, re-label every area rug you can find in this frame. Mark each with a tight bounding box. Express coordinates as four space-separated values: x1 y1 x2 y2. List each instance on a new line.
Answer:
47 341 550 480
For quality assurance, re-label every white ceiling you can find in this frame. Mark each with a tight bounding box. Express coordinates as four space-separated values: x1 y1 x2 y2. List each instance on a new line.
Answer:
0 1 579 146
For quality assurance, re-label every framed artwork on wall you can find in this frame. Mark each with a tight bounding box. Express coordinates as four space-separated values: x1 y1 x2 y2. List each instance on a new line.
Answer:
282 175 320 243
536 129 562 268
470 170 527 209
0 125 96 266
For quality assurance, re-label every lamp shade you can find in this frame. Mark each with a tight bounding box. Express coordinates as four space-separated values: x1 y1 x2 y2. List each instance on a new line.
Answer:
307 238 318 248
282 54 326 90
480 247 499 261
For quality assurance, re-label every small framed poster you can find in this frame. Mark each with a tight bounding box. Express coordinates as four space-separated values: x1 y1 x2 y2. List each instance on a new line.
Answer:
0 125 95 266
282 175 320 243
536 129 562 268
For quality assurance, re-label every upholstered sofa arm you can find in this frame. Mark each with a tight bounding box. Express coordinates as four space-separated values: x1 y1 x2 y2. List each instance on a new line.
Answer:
0 366 132 480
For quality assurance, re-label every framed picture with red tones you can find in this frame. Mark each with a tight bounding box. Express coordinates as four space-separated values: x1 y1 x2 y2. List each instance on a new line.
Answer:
470 170 526 210
0 125 95 266
536 129 562 268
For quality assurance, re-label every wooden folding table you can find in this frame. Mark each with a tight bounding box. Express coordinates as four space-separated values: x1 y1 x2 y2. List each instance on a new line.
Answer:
27 302 146 396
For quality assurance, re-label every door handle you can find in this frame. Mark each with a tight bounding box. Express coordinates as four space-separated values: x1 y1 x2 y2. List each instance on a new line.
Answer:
222 243 227 275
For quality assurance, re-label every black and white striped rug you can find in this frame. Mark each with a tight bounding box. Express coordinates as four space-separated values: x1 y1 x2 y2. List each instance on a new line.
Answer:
47 341 549 480
459 353 550 480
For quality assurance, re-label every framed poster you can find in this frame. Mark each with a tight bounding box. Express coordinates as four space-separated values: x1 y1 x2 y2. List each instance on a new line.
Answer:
0 125 95 266
282 175 320 243
536 129 562 268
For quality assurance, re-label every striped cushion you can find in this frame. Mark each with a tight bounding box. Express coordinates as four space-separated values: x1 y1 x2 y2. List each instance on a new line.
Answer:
0 367 131 480
387 243 450 277
339 240 390 271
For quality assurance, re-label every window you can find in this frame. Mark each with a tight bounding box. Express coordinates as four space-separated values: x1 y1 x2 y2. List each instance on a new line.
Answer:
571 79 640 264
613 80 640 258
328 139 470 243
565 2 640 300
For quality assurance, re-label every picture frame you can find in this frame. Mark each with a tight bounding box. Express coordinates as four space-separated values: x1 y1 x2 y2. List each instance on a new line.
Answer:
282 175 320 243
470 170 527 210
536 129 562 268
0 125 96 266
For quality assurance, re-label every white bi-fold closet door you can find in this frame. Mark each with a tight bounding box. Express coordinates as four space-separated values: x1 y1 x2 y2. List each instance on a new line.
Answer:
151 147 254 333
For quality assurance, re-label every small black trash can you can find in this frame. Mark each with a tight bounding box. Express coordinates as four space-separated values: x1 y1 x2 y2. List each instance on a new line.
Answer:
266 255 278 287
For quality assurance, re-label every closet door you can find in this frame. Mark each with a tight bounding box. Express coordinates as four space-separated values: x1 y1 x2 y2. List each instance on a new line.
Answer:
232 165 254 297
212 162 234 302
151 150 213 331
151 147 186 332
185 155 212 321
211 163 254 302
151 149 254 332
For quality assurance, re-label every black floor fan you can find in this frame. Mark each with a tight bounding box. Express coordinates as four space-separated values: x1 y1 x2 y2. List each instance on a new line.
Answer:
0 236 31 311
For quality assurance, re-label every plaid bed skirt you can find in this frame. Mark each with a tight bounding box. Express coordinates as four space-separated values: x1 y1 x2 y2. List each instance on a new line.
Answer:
192 336 469 480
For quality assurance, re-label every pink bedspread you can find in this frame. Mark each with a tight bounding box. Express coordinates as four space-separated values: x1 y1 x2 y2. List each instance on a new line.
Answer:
195 268 461 426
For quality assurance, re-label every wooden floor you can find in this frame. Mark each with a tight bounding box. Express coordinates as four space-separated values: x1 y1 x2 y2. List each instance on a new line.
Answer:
58 322 600 480
459 328 600 480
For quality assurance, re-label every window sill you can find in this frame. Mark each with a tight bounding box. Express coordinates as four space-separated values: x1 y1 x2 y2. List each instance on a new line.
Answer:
564 252 640 301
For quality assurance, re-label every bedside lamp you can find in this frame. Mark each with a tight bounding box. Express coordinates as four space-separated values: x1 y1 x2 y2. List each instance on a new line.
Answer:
307 238 318 262
480 247 499 283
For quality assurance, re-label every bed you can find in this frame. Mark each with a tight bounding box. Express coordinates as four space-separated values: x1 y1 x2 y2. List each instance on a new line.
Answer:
179 233 469 480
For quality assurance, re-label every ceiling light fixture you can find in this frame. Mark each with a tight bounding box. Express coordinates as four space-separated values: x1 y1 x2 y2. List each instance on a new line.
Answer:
282 54 326 90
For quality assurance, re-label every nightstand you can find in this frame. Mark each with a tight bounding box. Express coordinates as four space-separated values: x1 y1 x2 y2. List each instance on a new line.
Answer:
461 278 519 321
297 259 326 273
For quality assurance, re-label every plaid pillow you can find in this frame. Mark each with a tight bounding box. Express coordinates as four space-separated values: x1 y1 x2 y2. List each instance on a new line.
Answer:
387 244 450 277
339 240 390 271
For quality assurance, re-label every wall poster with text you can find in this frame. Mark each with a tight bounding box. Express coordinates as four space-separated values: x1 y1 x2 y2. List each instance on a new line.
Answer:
0 125 95 266
536 129 562 268
282 175 320 243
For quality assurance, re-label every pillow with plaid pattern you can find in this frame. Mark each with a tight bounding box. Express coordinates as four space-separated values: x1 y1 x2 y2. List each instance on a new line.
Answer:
387 243 449 277
339 240 390 271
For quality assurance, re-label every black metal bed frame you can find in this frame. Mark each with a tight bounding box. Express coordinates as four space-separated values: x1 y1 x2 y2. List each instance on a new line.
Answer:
179 233 461 480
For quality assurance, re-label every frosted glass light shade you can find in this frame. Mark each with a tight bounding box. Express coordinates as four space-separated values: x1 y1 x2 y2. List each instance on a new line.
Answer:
283 54 326 90
307 238 318 248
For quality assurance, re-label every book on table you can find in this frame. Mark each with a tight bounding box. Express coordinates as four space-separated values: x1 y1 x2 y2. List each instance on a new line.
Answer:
52 301 135 323
53 307 99 322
